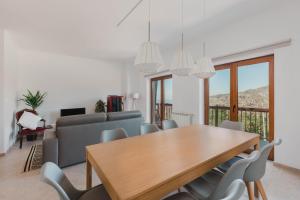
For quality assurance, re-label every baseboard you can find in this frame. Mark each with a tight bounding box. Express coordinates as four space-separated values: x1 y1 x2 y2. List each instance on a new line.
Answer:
0 142 15 157
273 162 300 174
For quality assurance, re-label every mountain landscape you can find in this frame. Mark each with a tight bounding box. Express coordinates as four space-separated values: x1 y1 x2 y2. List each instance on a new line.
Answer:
210 86 269 108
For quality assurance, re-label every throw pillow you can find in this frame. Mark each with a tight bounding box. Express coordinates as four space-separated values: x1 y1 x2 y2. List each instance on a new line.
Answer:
18 111 42 130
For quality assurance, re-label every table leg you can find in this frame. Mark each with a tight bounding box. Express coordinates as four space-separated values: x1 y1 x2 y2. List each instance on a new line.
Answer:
86 159 92 189
254 141 260 198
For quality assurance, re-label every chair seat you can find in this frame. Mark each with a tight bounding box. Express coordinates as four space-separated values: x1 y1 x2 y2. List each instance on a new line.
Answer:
184 169 223 200
163 192 196 200
79 185 111 200
20 127 47 135
217 156 244 173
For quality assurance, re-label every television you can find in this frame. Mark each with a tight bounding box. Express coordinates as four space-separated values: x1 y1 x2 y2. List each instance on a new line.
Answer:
60 108 86 117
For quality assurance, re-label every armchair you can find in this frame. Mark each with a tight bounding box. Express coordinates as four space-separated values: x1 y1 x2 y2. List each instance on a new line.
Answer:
16 109 46 149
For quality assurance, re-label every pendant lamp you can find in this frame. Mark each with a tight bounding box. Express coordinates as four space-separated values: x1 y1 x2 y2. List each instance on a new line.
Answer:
192 43 215 78
170 0 195 76
192 0 215 79
134 0 164 74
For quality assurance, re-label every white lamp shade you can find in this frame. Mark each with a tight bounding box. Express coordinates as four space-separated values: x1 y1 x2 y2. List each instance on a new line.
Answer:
192 57 216 79
135 41 164 74
171 49 195 76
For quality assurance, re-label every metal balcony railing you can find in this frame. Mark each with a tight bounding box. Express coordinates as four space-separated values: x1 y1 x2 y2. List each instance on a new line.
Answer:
209 105 269 140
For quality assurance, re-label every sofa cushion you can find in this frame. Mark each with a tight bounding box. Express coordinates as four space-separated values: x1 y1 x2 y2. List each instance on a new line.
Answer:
56 113 107 127
107 111 142 121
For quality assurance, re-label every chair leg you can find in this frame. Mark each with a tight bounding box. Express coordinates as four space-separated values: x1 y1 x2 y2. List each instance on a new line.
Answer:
255 180 268 200
245 181 255 200
19 135 23 149
254 184 259 198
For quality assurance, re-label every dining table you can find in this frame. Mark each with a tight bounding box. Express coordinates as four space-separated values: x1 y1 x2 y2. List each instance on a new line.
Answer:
86 124 260 200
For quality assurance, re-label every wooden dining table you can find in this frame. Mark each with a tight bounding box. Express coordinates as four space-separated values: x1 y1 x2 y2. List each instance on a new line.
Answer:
86 124 259 200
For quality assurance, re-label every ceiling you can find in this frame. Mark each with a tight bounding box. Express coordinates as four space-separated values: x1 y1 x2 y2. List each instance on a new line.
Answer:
1 0 277 62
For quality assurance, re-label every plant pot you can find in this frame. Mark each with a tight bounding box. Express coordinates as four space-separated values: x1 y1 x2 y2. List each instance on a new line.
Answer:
26 134 37 141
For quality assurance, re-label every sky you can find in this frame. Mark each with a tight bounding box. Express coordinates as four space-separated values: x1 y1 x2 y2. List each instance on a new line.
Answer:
210 62 269 96
153 62 269 103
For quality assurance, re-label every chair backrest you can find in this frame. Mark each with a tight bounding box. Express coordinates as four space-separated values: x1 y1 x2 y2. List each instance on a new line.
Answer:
210 151 260 200
41 162 83 200
162 120 178 130
141 124 160 134
100 128 128 143
220 179 246 200
244 138 282 182
219 120 243 131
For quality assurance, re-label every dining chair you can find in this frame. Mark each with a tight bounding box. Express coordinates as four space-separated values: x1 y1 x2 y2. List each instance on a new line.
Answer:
164 179 246 200
217 120 244 172
162 120 179 130
41 162 111 200
184 151 260 200
140 123 160 134
217 139 282 200
243 139 282 200
219 120 244 131
100 128 128 143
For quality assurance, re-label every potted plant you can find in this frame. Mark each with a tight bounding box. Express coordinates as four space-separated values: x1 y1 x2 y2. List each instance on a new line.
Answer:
95 99 106 113
19 90 47 111
18 90 47 141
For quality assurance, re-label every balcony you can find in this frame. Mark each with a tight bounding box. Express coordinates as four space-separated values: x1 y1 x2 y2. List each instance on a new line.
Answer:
154 104 269 141
154 103 173 122
209 105 269 140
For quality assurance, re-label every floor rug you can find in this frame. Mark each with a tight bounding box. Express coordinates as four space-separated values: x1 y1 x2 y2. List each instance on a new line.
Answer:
24 144 43 172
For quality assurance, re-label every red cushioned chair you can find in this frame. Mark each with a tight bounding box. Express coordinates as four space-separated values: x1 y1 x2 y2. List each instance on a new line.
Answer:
16 109 46 149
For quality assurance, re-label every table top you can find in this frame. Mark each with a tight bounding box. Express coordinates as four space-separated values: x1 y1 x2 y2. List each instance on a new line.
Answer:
86 124 259 200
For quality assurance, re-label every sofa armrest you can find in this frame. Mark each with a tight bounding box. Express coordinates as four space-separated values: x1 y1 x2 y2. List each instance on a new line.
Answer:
43 138 58 165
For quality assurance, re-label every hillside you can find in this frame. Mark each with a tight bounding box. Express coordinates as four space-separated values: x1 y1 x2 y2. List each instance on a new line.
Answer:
210 86 269 108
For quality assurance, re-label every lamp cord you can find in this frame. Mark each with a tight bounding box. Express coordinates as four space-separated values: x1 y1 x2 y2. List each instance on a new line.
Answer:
180 0 184 51
203 0 206 19
203 0 206 57
148 0 151 41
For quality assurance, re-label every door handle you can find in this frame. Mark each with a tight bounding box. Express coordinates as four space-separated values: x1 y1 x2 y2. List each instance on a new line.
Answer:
233 105 236 112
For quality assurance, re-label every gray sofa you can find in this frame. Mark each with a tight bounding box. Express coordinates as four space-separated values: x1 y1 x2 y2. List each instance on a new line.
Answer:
43 111 143 167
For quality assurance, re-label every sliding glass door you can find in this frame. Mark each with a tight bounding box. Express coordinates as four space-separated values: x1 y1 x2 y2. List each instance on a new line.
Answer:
151 75 172 127
237 61 271 142
204 55 274 159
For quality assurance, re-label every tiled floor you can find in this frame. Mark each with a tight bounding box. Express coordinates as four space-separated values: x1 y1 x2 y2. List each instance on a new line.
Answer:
0 140 300 200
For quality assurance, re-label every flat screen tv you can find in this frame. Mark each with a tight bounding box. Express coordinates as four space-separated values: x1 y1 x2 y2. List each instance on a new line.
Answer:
60 108 86 117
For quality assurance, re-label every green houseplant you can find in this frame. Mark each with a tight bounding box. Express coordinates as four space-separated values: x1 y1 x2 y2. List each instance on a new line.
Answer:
19 90 47 111
95 99 106 113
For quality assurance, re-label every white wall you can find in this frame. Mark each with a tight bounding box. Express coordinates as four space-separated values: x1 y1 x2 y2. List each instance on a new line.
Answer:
17 50 125 124
126 0 300 169
172 76 202 124
2 31 18 152
125 64 150 121
0 29 4 153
